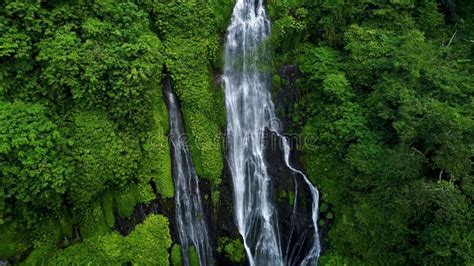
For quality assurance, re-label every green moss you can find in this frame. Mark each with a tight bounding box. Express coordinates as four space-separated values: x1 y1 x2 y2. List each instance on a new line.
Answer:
272 74 282 90
101 193 115 229
0 222 30 259
320 202 329 213
211 75 227 129
319 251 361 266
50 232 124 265
217 237 245 263
166 38 224 185
171 244 183 266
78 202 111 238
114 186 140 219
137 181 156 205
58 215 74 239
153 170 174 199
22 243 56 266
31 216 75 246
211 191 221 208
0 101 69 211
113 181 159 220
189 246 200 266
225 239 245 263
141 1 233 184
2 214 79 261
288 189 295 208
125 214 172 265
141 93 174 198
183 110 223 185
277 189 295 208
0 181 4 226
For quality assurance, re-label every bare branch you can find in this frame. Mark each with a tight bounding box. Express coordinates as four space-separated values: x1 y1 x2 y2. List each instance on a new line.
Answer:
447 30 458 47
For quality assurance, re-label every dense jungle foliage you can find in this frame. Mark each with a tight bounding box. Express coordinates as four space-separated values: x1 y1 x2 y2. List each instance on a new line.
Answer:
0 0 472 265
269 0 473 264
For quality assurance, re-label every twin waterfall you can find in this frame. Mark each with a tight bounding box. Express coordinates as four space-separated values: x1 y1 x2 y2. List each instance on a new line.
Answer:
222 0 321 265
166 0 321 265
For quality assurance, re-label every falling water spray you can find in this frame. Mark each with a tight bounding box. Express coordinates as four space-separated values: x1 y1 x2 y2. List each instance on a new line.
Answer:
222 0 321 265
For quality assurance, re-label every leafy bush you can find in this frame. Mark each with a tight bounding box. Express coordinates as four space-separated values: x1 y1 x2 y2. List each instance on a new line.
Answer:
68 111 141 205
23 215 172 265
0 101 69 212
217 237 245 263
125 215 172 265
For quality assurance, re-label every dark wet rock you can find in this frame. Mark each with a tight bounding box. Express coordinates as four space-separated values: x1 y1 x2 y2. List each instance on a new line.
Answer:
114 190 176 239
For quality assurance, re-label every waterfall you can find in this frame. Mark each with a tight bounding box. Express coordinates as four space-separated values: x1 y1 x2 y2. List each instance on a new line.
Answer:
163 71 213 266
222 0 321 265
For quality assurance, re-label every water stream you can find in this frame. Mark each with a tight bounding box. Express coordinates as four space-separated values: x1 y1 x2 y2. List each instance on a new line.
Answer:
163 71 213 266
222 0 321 265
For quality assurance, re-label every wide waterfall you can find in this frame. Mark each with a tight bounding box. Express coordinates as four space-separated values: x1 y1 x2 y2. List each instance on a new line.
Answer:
222 0 321 265
163 71 213 266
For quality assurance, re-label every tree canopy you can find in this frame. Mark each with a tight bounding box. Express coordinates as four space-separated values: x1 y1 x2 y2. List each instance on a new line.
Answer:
269 0 473 264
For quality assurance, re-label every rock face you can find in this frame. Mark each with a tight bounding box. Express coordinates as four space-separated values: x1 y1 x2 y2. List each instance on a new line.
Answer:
273 65 301 130
111 56 321 265
114 189 175 238
211 169 244 265
270 64 327 262
200 65 309 266
264 129 318 262
112 64 320 265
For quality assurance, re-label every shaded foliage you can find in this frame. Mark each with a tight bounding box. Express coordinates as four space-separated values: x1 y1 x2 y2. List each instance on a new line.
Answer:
270 0 473 264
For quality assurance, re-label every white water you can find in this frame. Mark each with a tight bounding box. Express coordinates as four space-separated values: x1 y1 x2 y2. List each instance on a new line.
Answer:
163 73 213 266
223 0 321 265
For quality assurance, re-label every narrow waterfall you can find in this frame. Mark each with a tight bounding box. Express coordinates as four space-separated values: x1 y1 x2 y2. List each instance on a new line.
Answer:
163 71 213 266
222 0 321 265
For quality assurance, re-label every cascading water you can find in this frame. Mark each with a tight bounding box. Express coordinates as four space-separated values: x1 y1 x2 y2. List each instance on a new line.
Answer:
163 71 213 266
222 0 321 265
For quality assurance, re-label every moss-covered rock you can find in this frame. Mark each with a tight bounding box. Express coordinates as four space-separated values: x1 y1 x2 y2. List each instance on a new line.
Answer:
125 214 172 265
188 246 200 266
171 244 183 266
137 0 235 184
78 202 112 239
115 186 141 219
217 237 245 264
165 37 224 184
0 221 30 259
140 91 174 198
